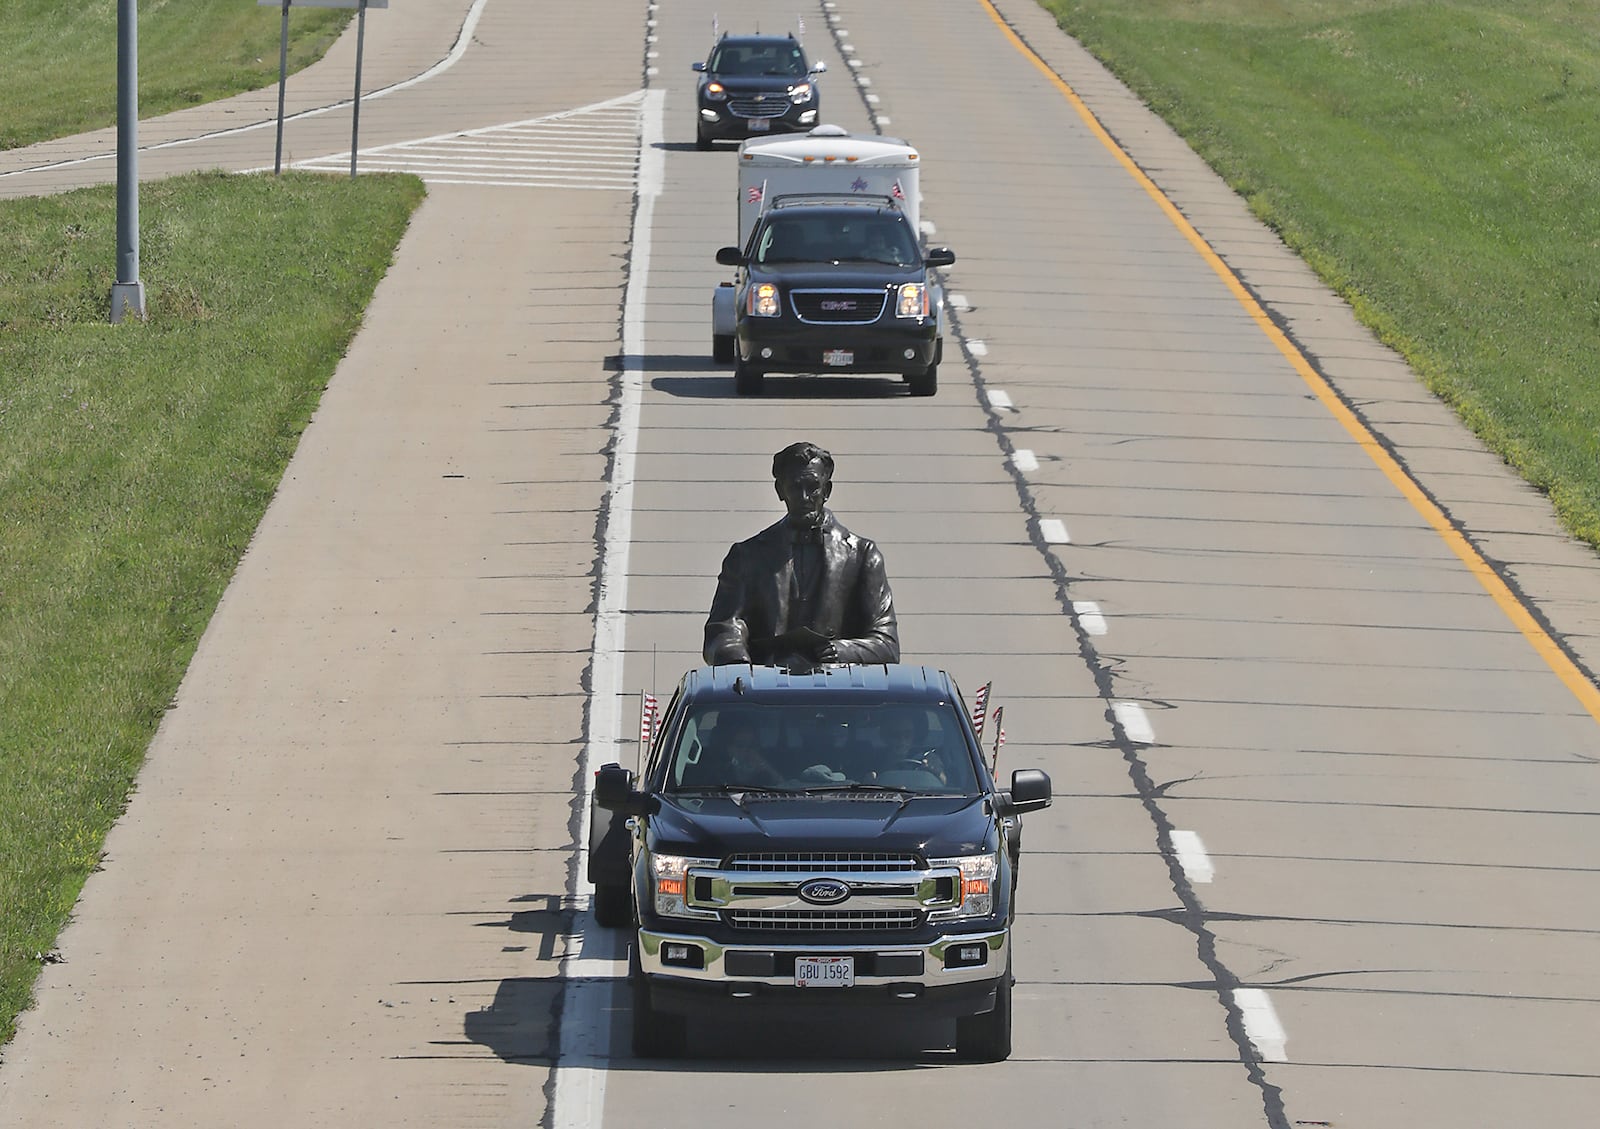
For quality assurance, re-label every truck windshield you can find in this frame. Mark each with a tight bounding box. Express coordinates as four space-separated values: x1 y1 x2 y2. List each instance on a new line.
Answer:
665 702 979 795
754 215 920 266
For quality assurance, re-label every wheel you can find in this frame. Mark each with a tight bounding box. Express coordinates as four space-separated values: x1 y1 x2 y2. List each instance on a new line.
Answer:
713 334 734 363
908 363 938 397
734 359 765 396
696 128 712 151
955 962 1012 1062
592 881 632 928
630 945 687 1058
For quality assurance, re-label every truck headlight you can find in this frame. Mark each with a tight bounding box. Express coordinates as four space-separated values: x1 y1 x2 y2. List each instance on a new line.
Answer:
788 82 814 104
928 853 998 920
748 282 782 317
651 853 718 919
895 282 929 318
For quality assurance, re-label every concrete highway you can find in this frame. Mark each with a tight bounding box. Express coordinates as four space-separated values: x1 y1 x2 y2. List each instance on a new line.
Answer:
2 1 1597 1126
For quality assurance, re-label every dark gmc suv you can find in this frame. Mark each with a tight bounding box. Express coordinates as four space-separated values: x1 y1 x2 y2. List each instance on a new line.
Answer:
693 33 826 149
715 195 955 397
588 663 1052 1061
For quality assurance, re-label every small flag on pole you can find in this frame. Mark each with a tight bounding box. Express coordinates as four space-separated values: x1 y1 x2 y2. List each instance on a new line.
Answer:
971 681 991 741
891 179 905 200
747 180 765 204
639 692 659 745
990 706 1006 773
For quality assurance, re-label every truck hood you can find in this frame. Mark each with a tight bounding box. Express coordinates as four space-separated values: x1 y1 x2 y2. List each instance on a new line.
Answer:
748 263 926 287
649 793 996 859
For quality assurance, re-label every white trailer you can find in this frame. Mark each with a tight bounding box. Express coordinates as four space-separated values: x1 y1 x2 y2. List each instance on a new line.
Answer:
711 125 924 360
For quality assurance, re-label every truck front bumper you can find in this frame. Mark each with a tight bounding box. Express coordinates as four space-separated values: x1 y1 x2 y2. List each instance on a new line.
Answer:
636 925 1007 1018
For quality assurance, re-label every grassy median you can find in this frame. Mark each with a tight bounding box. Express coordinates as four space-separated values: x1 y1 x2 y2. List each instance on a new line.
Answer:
0 170 425 1050
1040 0 1600 546
0 0 349 151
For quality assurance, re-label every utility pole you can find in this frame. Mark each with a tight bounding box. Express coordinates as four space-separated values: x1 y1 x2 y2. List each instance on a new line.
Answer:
110 0 146 322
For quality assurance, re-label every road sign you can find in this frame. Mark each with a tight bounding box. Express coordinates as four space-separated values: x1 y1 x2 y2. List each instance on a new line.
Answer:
259 1 387 8
260 0 387 176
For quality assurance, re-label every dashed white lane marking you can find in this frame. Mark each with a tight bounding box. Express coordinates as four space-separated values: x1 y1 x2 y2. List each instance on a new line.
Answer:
1234 988 1289 1062
292 91 646 188
549 87 665 1129
987 389 1014 410
1040 518 1070 544
1010 449 1038 474
967 339 989 357
948 293 972 311
1113 700 1154 743
1171 830 1214 883
920 219 936 236
1072 600 1107 635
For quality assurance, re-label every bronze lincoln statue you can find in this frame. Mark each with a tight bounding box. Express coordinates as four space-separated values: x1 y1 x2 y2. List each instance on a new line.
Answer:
704 442 900 668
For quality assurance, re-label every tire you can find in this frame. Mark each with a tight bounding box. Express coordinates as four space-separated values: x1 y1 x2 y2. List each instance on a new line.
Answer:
713 334 734 364
734 359 765 396
630 945 687 1058
908 363 938 397
592 881 632 928
955 964 1013 1062
696 128 713 152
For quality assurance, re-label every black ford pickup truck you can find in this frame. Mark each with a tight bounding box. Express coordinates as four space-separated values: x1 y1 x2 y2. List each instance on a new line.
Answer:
715 195 955 397
588 663 1051 1060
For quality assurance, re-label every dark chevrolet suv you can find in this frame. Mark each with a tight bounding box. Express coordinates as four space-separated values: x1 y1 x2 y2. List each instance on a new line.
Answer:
715 195 956 396
588 663 1052 1061
693 33 826 149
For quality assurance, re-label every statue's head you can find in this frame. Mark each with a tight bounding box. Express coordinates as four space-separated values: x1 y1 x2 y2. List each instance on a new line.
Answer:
772 441 834 528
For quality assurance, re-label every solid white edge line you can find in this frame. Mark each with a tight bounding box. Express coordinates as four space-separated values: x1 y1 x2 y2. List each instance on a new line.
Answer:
550 86 664 1129
1234 988 1288 1062
1112 700 1154 743
1170 829 1214 883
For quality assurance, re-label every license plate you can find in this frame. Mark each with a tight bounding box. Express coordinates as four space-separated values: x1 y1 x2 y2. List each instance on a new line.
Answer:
749 117 771 131
794 955 854 988
822 349 854 367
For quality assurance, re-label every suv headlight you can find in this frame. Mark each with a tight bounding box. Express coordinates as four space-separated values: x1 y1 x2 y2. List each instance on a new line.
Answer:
928 853 998 920
651 853 719 919
747 282 782 317
704 81 728 100
895 282 929 318
788 82 814 104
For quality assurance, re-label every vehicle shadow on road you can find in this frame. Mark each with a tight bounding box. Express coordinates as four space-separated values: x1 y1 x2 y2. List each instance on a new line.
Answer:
650 372 912 399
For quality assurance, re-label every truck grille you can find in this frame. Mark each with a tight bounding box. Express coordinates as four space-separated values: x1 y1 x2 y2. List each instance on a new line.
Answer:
729 97 789 119
727 909 921 931
723 852 920 873
791 289 887 325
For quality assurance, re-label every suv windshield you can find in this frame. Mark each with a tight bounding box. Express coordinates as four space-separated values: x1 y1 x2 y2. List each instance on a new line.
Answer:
665 701 978 795
754 213 921 266
708 41 809 78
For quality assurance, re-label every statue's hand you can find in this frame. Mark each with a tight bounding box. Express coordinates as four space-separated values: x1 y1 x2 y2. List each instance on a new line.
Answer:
815 640 840 663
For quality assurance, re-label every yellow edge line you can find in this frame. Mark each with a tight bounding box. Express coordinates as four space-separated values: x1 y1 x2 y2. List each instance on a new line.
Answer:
979 0 1600 721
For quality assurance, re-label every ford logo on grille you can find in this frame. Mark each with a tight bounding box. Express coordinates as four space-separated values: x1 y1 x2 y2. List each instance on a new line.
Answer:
798 878 850 905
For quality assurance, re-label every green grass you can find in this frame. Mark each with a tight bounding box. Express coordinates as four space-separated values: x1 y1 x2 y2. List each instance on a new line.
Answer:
0 170 426 1049
1040 0 1600 545
0 0 350 151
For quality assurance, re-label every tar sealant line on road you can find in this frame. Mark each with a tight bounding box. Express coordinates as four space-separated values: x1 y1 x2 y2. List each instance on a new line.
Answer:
1171 830 1215 883
2 0 496 182
550 86 664 1129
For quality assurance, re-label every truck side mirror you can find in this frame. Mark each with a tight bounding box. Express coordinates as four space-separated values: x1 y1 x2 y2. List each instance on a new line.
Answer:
1007 768 1052 814
716 246 745 266
594 763 634 810
925 247 956 268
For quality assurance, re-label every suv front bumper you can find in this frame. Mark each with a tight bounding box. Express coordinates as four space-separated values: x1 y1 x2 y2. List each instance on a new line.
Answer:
736 321 940 376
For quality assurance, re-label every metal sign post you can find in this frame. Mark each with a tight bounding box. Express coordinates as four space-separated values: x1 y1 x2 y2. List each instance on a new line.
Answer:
258 0 387 177
111 0 146 322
